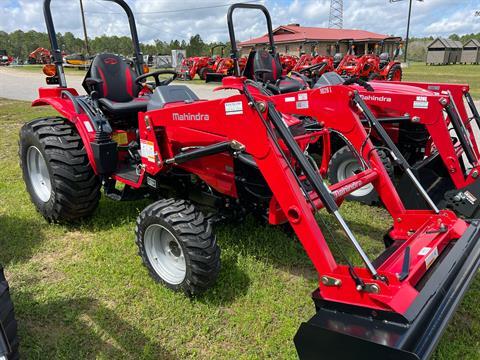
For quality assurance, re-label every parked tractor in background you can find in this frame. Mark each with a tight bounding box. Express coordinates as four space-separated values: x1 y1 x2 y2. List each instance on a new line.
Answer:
279 54 298 75
28 47 52 64
0 50 14 66
197 44 227 80
335 37 403 81
178 55 210 80
205 55 246 82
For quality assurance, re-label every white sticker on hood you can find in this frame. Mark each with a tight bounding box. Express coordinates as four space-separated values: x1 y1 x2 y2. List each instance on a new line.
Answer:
298 93 308 101
285 97 295 102
225 101 243 115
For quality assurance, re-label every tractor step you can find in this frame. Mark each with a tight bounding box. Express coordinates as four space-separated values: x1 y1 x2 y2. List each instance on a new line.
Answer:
294 221 480 360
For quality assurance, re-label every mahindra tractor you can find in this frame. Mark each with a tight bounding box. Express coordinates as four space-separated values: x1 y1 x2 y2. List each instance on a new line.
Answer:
0 50 14 66
177 55 210 80
335 37 403 81
367 37 403 81
196 44 226 80
19 1 480 359
279 54 298 75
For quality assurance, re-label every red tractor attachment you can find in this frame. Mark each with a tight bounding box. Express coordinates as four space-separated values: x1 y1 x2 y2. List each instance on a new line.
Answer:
28 47 52 64
20 2 480 359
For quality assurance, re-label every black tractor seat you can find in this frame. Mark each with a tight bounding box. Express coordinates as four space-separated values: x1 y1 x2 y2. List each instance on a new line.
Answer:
82 53 145 116
243 50 306 94
98 97 149 114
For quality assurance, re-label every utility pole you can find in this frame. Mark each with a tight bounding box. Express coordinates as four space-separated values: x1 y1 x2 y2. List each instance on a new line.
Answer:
79 0 89 55
390 0 423 63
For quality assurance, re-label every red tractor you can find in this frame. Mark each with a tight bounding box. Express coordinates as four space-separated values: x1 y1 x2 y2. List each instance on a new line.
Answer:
28 47 52 64
335 38 403 81
20 2 480 359
205 55 246 82
0 50 14 66
197 44 227 80
279 54 298 75
177 55 210 80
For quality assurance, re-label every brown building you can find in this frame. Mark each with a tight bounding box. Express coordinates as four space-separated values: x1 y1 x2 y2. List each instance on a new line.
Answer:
238 24 401 58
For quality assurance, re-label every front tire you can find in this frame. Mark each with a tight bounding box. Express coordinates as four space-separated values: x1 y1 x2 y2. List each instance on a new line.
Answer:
19 117 100 222
328 146 393 205
0 265 19 360
135 199 220 296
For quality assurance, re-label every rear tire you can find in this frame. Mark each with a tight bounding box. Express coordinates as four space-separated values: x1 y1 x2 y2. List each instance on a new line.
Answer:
387 63 402 81
328 146 393 205
19 117 100 222
198 67 212 80
0 266 19 360
135 199 220 296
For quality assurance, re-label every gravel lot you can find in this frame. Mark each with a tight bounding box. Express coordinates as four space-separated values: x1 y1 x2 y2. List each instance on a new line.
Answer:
0 66 236 101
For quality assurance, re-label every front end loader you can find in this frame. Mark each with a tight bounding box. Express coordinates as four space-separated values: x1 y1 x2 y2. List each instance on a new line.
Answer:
19 1 480 359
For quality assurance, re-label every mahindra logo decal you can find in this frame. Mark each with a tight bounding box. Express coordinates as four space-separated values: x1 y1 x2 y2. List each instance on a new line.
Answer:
104 57 118 65
360 94 392 103
172 113 210 121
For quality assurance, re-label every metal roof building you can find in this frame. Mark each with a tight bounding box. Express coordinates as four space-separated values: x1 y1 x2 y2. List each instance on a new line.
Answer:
426 38 463 65
460 39 480 64
238 24 400 57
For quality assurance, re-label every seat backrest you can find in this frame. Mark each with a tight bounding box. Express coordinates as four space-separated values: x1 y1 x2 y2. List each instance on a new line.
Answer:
333 53 343 63
379 52 390 62
253 50 283 83
85 53 140 103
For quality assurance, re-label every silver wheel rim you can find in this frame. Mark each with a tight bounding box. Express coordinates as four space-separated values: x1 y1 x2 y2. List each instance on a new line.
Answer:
337 159 374 198
26 146 52 202
144 224 186 285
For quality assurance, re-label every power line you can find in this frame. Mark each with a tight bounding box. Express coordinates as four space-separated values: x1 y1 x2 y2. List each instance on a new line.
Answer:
85 0 260 15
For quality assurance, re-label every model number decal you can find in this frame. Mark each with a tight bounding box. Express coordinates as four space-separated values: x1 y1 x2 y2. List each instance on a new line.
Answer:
225 101 243 115
140 140 155 162
296 101 309 109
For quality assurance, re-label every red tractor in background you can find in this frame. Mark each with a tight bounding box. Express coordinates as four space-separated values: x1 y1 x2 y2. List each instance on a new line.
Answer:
177 54 210 80
28 47 52 64
279 54 298 75
0 50 14 66
205 54 246 82
335 37 403 81
197 44 227 80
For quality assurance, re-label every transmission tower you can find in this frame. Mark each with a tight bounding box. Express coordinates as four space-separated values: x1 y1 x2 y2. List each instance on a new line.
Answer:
329 0 343 29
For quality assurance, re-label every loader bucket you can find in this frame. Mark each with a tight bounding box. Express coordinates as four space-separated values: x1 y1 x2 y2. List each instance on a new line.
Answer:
397 151 455 210
205 72 226 83
294 221 480 360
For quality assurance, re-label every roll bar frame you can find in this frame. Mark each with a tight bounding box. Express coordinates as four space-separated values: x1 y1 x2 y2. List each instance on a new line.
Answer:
43 0 144 87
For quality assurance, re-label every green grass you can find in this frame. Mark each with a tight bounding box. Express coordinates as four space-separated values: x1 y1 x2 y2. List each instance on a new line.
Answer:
0 97 479 359
403 62 480 99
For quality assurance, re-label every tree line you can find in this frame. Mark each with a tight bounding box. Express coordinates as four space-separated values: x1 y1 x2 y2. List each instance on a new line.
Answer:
0 30 227 61
1 29 479 62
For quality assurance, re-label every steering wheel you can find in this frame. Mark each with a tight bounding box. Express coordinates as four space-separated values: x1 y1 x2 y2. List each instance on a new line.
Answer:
298 62 327 75
135 69 178 87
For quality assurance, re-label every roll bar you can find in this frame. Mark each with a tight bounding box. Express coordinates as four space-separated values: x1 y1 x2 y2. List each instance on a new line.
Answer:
43 0 144 87
227 3 275 76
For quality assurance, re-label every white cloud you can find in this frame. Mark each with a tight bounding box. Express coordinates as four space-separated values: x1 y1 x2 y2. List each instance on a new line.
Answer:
0 0 478 44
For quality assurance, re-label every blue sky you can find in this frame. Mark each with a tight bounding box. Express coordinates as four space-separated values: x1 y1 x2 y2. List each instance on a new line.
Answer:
0 0 479 43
